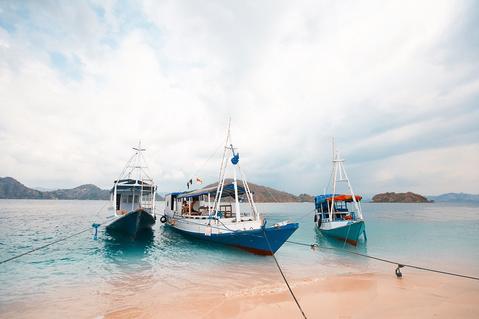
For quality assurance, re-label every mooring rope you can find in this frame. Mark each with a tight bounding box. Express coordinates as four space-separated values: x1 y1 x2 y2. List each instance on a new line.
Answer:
262 229 307 319
0 202 109 265
285 240 479 281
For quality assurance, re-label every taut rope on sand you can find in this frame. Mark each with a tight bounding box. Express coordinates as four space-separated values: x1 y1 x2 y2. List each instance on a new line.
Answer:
263 229 308 319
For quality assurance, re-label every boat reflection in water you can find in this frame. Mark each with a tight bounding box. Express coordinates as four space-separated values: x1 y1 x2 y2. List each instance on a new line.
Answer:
102 228 156 264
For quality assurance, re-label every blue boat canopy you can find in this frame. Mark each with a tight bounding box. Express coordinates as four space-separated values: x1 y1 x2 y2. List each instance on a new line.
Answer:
177 183 246 199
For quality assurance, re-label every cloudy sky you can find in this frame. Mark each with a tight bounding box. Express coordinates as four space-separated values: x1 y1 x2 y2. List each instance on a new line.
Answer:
1 0 478 195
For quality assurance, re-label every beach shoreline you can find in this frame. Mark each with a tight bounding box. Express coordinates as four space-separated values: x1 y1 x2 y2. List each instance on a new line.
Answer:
5 267 477 319
152 270 479 319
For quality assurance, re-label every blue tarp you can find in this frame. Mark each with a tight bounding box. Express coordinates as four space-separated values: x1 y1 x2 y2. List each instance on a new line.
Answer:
176 183 246 199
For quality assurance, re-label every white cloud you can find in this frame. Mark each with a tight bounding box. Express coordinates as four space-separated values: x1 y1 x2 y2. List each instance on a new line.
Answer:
0 0 478 195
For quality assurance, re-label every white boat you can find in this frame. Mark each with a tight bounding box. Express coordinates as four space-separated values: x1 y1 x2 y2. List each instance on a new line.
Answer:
313 140 367 245
105 142 157 238
162 123 298 255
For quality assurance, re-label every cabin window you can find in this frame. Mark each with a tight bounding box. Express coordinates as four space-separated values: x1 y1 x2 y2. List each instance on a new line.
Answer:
334 202 348 212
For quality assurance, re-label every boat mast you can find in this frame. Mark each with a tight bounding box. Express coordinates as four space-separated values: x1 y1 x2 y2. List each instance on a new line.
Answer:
338 154 362 219
133 141 145 210
112 151 137 212
230 144 241 221
213 120 231 217
330 138 363 220
330 138 337 222
213 119 257 221
238 168 259 221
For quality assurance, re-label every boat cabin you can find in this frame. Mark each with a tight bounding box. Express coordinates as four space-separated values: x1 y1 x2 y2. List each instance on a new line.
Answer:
314 194 362 221
165 183 253 220
111 179 156 214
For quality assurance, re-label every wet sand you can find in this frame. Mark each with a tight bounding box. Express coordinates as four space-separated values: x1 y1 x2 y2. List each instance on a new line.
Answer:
2 263 478 319
101 269 479 319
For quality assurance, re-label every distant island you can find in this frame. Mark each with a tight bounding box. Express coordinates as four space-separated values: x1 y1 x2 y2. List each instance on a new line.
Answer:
0 177 110 200
0 177 314 203
427 193 479 203
372 192 432 203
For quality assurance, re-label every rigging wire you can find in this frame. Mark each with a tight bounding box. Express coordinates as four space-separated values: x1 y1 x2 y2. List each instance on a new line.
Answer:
0 202 109 265
285 240 479 281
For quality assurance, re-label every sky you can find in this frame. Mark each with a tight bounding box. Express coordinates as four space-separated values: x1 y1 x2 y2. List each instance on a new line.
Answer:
0 0 478 196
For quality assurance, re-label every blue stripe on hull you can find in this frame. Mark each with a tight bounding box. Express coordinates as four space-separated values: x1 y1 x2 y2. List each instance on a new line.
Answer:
320 221 365 245
167 223 299 255
106 210 155 237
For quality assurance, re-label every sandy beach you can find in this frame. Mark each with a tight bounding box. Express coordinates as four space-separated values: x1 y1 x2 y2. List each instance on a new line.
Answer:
99 267 479 319
2 258 478 319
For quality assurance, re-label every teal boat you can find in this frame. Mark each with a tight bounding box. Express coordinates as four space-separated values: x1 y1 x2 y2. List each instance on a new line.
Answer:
314 140 366 245
314 194 366 245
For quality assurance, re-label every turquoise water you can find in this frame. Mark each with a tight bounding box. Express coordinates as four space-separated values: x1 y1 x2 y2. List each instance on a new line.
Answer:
0 200 478 316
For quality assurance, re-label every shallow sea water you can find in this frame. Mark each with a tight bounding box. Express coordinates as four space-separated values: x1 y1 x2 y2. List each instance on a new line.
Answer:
0 200 478 317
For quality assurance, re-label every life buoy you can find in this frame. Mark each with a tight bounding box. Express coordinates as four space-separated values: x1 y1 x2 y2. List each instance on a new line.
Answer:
160 215 167 223
344 215 352 220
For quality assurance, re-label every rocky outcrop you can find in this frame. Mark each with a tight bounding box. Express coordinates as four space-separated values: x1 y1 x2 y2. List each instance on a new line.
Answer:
372 192 432 203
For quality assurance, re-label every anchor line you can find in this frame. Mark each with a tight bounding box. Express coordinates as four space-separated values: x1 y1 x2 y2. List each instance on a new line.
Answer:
262 229 307 319
293 208 316 223
0 202 109 265
285 240 479 281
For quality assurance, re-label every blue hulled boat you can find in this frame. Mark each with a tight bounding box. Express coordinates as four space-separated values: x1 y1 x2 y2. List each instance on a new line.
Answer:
105 143 157 238
162 122 298 255
314 141 367 245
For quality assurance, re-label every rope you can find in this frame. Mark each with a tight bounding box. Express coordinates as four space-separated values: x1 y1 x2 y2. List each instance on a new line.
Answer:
0 202 109 265
188 141 224 186
285 240 479 281
293 208 316 223
262 229 307 319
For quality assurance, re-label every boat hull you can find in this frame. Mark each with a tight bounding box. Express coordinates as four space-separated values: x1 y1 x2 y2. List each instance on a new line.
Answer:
166 222 299 255
106 209 156 238
319 220 365 245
